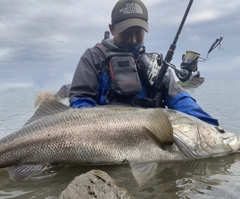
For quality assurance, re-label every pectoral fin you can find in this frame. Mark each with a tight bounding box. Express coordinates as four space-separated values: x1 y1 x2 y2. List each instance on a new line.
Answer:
145 109 174 145
130 162 158 188
8 164 51 182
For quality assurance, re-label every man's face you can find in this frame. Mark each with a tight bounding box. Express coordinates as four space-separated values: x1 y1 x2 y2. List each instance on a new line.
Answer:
109 25 145 47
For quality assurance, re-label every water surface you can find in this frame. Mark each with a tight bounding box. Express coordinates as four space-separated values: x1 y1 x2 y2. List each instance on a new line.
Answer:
0 80 240 198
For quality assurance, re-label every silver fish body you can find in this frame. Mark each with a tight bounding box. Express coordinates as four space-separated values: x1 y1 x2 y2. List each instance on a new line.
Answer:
0 100 239 169
0 103 181 168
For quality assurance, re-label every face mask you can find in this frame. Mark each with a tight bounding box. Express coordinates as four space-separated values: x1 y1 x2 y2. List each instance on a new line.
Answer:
113 39 141 56
127 44 141 56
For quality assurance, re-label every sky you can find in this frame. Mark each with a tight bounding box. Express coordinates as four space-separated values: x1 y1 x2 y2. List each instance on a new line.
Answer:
0 0 239 91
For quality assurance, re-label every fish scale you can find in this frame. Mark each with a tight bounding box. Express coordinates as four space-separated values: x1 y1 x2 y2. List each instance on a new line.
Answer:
0 101 240 182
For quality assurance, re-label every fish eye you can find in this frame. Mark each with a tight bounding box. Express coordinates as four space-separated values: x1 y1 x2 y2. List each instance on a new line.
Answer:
215 126 225 134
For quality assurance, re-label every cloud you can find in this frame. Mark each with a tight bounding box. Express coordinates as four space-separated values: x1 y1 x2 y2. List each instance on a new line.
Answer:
0 80 34 91
187 35 201 42
0 47 14 61
0 0 240 90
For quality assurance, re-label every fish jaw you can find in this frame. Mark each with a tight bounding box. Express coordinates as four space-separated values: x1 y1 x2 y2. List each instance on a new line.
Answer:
221 132 240 152
196 125 240 157
163 108 240 159
173 133 200 158
173 122 240 159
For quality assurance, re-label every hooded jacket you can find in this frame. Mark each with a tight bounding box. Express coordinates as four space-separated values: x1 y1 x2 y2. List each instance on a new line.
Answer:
69 39 219 126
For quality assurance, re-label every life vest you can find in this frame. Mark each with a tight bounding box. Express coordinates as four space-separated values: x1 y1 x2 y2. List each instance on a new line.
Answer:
95 42 164 107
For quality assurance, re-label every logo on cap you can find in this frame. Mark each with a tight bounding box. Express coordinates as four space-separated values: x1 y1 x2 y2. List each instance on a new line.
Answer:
119 3 143 15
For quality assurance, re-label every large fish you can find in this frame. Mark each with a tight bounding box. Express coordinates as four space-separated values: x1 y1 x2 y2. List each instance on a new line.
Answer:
0 93 239 181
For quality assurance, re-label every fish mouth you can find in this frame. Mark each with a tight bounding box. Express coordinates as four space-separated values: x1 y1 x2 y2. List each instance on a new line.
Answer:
222 133 240 151
174 134 200 159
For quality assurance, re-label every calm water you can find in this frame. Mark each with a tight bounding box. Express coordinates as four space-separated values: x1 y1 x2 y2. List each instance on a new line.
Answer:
0 80 240 199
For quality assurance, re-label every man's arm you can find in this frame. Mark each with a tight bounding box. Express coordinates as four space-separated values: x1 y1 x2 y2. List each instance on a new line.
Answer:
69 47 104 108
163 70 219 126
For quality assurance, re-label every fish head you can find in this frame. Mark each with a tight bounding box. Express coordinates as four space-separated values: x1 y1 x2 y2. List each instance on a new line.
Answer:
164 109 240 159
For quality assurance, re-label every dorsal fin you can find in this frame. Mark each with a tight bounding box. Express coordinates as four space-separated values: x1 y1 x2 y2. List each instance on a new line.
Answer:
145 109 174 145
23 100 71 127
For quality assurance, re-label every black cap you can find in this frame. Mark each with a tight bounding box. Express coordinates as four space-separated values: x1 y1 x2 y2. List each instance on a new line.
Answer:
111 0 148 33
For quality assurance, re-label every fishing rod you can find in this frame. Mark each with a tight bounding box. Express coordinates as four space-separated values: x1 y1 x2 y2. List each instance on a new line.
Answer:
154 0 194 88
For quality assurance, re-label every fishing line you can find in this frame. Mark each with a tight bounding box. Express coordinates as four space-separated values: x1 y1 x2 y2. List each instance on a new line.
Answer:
195 0 206 24
205 0 235 59
187 0 225 61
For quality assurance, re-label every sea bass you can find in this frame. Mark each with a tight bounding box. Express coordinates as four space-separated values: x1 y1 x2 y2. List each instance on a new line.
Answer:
0 95 240 181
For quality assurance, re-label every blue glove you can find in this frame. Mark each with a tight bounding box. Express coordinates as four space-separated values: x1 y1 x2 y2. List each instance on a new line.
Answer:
70 97 97 108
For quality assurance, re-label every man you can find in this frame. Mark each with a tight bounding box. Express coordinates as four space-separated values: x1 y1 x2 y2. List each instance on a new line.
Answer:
69 0 219 126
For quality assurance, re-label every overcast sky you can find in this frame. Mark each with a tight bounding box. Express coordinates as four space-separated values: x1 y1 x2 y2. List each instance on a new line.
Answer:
0 0 239 91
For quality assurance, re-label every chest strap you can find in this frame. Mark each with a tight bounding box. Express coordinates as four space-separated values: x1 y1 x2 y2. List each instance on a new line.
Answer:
132 98 162 108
